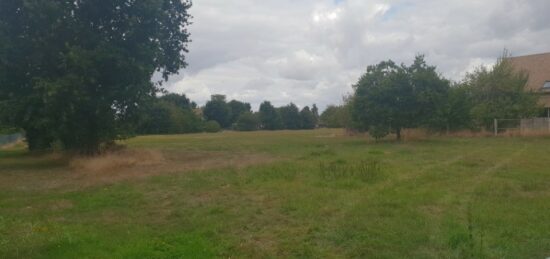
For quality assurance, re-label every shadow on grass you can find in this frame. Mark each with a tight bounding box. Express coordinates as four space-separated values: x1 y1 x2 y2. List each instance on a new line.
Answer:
0 149 69 171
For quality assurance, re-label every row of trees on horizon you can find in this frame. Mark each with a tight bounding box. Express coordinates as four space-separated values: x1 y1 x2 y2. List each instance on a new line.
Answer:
137 93 321 134
1 50 541 152
137 52 541 141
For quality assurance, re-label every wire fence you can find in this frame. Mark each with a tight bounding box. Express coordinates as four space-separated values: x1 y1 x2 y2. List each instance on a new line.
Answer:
494 118 550 136
0 133 23 147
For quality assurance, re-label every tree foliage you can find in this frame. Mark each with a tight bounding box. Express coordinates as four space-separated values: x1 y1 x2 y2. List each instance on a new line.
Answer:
259 101 283 130
228 100 252 125
433 84 473 132
465 55 539 129
203 95 232 128
279 103 302 130
138 97 202 135
311 104 320 124
160 93 196 110
203 120 221 133
235 112 259 131
350 56 450 140
300 106 317 129
0 0 192 153
407 56 451 130
351 60 412 140
320 105 351 128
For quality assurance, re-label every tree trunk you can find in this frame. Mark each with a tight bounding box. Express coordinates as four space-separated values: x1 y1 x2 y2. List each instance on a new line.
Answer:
396 127 402 141
24 127 53 152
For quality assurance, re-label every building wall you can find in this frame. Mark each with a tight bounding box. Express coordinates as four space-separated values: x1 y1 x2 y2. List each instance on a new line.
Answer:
539 95 550 110
508 52 550 108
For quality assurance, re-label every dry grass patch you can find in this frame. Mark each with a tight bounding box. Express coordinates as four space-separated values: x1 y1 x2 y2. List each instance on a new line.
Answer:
70 149 166 173
0 148 277 190
71 149 277 187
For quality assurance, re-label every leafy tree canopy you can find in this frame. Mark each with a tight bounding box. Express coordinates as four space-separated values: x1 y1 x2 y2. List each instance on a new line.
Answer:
138 98 202 135
259 101 283 130
279 103 302 130
160 93 196 110
0 0 192 154
465 54 539 129
300 106 317 129
228 100 252 125
320 105 350 128
351 55 450 140
235 112 259 131
203 95 232 128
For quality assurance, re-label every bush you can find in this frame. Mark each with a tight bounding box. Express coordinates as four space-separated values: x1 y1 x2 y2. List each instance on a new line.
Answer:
203 121 221 133
320 105 351 128
138 101 203 135
235 112 259 131
369 125 389 141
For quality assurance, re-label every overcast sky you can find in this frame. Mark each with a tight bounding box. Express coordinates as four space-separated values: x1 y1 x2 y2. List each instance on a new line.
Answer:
165 0 550 110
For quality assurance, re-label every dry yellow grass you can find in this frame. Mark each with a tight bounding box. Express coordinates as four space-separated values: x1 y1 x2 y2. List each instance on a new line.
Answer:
69 149 166 173
0 147 277 190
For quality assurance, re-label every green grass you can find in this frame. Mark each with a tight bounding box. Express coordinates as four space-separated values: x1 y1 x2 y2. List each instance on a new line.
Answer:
1 129 549 258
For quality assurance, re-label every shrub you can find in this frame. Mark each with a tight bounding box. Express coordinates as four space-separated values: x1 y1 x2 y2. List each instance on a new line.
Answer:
369 125 389 141
203 120 221 133
235 112 259 131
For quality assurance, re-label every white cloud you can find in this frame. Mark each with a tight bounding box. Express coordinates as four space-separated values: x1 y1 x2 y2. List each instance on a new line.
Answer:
166 0 550 110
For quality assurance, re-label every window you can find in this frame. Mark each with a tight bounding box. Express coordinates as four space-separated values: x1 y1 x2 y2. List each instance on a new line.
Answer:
544 81 550 89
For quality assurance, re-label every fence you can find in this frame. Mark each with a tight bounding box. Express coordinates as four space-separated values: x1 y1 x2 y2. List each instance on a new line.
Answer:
494 118 550 136
0 133 23 146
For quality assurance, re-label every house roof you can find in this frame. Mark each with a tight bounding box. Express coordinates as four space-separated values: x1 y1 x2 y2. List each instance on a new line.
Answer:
508 52 550 92
508 52 550 108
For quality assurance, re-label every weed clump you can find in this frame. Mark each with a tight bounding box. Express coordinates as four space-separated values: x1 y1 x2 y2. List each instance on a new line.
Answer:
319 159 382 182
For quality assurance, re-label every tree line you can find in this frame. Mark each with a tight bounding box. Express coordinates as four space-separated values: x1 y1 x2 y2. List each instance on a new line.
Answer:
139 50 541 142
137 93 320 134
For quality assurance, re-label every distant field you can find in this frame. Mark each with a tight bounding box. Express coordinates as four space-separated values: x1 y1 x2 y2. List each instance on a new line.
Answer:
1 129 549 258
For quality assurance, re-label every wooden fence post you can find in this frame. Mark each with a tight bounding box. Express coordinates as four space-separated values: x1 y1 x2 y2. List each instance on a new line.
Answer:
494 119 498 136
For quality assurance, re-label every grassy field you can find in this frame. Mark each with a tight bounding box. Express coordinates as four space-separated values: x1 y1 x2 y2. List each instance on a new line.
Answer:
1 129 549 258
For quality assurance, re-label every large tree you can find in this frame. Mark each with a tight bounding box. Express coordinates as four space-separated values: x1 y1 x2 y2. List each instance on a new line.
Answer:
407 55 450 130
350 56 449 140
0 0 191 154
279 103 302 130
203 95 232 128
258 101 283 130
351 60 412 140
228 100 252 125
300 106 317 129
